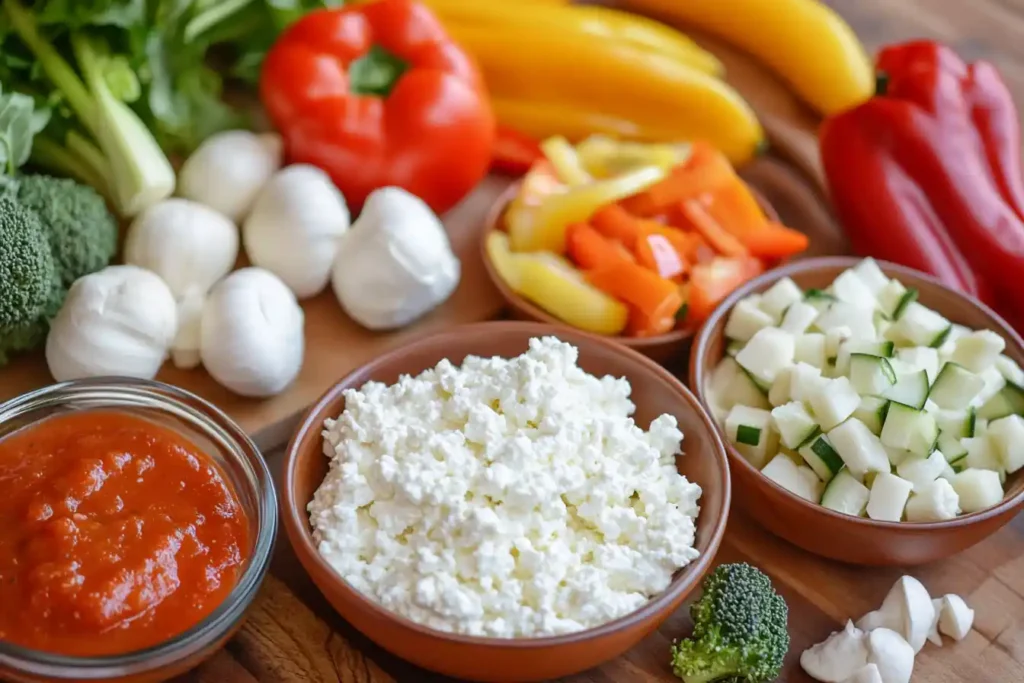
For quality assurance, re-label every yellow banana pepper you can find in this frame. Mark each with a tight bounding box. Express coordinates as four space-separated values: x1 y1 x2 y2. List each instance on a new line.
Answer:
421 0 723 76
492 99 669 145
622 0 873 115
485 232 523 291
516 253 629 336
507 164 666 254
446 25 764 164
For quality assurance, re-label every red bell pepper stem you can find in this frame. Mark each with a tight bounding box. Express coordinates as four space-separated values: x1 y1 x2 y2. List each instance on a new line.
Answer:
491 126 544 176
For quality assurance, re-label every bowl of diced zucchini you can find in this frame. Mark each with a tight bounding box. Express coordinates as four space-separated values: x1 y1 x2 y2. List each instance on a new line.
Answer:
689 256 1024 566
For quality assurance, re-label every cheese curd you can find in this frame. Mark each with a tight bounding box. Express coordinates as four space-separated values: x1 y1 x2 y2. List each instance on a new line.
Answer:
309 337 702 638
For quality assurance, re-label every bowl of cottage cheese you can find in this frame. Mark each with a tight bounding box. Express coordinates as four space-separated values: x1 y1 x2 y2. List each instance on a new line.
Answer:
282 321 730 683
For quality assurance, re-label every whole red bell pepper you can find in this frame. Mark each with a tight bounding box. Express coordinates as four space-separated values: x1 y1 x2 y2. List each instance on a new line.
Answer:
821 40 1024 324
260 0 495 215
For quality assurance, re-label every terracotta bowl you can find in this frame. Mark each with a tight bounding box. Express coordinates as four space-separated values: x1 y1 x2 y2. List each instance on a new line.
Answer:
480 182 779 365
689 257 1024 566
283 321 730 682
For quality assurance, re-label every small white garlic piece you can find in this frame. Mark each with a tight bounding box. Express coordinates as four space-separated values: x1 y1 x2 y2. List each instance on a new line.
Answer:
124 198 239 299
178 130 283 222
200 268 304 397
244 164 350 298
332 186 460 330
46 266 177 381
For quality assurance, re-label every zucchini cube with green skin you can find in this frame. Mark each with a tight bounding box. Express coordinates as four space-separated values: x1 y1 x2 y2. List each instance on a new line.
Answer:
848 354 897 396
952 469 1003 513
829 269 878 309
949 330 1005 373
866 472 914 522
929 362 985 410
896 450 947 492
931 406 976 438
780 301 820 335
735 327 794 386
808 376 860 431
986 415 1024 473
937 323 972 359
936 432 968 464
973 366 1007 409
761 454 822 502
891 302 951 347
884 369 930 410
977 381 1024 420
794 333 827 369
996 354 1024 385
877 279 917 320
835 338 895 376
852 258 890 294
758 277 803 320
828 417 890 478
724 404 778 469
880 402 938 457
708 357 771 414
798 434 843 483
905 478 960 522
771 401 819 450
852 396 889 435
821 468 870 516
896 347 940 384
725 298 775 342
884 445 913 468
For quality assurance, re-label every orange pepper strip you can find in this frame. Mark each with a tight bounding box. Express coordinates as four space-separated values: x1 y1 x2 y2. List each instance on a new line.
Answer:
737 222 810 259
688 257 765 323
620 142 736 217
625 307 677 338
565 222 635 270
587 260 683 319
701 179 768 234
635 233 687 279
678 200 750 257
590 204 650 244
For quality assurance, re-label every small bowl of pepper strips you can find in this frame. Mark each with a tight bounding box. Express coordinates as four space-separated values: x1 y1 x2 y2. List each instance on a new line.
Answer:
482 135 809 363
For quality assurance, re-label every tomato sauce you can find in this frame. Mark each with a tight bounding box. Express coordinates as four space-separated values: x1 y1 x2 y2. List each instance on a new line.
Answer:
0 411 249 656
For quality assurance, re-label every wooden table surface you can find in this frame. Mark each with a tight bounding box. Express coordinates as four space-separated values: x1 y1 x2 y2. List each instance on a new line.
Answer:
172 2 1024 682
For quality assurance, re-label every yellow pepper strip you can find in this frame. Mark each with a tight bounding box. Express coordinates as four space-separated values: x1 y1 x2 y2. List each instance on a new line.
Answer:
422 0 723 76
506 165 666 254
575 135 691 178
540 136 592 187
446 25 764 164
485 231 523 291
621 0 873 116
516 253 629 336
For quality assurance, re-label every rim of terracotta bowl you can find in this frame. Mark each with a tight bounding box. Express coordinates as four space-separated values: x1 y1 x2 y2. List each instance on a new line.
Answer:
479 181 780 352
689 255 1024 532
283 320 731 647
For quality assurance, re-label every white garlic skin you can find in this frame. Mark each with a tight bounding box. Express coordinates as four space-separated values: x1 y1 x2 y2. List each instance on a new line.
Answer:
178 130 283 222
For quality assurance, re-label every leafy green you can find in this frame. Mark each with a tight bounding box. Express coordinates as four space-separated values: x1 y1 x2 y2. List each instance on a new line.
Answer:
0 84 50 174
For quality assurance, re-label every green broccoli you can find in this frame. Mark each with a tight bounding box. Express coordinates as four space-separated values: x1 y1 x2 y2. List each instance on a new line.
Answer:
670 563 790 683
16 174 118 287
0 196 62 363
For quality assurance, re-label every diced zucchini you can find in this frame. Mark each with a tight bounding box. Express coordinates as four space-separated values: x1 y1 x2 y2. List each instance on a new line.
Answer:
995 354 1024 386
780 301 820 335
880 402 938 457
735 327 795 385
891 302 951 347
951 469 1004 514
977 381 1024 420
896 451 947 492
835 338 895 376
885 369 930 410
974 418 989 436
824 327 852 363
797 465 825 503
789 362 826 402
815 302 876 340
962 436 1004 475
768 366 793 407
725 299 776 342
849 354 898 396
987 415 1024 474
932 407 976 438
929 362 985 410
761 454 821 502
877 279 917 320
706 357 771 416
830 269 878 309
759 278 804 321
895 347 940 384
937 323 972 359
804 288 837 307
725 339 744 358
873 310 893 339
852 258 890 295
884 445 913 468
972 366 1007 409
936 432 968 464
794 333 827 370
771 401 820 449
828 417 891 478
798 434 843 483
866 472 914 522
809 377 861 431
949 330 1005 374
905 478 960 522
853 396 889 435
725 404 778 469
820 468 870 516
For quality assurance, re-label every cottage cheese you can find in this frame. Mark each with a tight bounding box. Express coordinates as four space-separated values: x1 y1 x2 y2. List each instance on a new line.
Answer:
309 336 702 638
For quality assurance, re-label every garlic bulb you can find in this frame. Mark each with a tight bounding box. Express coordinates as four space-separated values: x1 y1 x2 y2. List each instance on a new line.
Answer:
45 266 178 381
124 198 239 299
244 164 350 298
178 130 283 222
332 187 460 330
200 268 304 397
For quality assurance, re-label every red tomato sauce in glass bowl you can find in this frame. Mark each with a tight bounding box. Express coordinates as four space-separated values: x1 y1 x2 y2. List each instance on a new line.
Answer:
0 410 250 657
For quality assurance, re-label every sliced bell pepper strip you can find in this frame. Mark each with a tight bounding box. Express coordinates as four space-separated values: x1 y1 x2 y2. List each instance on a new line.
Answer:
540 135 592 186
565 222 635 270
700 179 767 234
678 200 749 257
737 222 810 259
516 253 629 335
635 233 687 279
688 256 764 323
576 135 690 178
625 306 677 337
491 126 544 177
587 260 683 319
620 141 736 216
590 203 651 244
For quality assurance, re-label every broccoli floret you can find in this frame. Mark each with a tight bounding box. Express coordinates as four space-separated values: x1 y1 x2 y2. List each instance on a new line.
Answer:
0 195 61 363
16 174 118 288
671 563 790 683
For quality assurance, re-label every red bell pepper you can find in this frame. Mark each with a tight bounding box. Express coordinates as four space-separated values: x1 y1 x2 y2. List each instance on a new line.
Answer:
260 0 495 214
491 126 544 177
